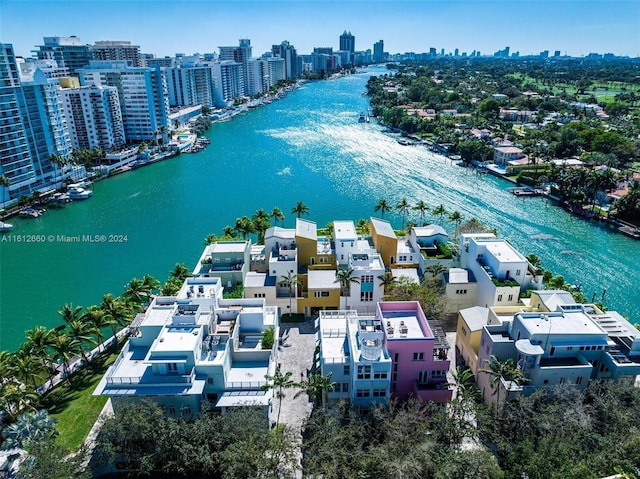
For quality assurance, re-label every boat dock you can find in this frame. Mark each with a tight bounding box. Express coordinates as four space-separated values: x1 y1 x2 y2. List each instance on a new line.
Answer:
509 187 545 197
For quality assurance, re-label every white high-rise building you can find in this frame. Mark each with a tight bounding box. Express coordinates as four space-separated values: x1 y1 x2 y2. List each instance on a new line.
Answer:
19 66 72 186
59 84 125 151
212 61 243 107
164 62 216 108
79 61 169 143
0 43 37 202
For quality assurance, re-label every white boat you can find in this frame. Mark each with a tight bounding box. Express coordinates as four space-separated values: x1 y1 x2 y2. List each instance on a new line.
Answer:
48 192 72 207
20 207 42 218
0 221 13 232
67 186 93 200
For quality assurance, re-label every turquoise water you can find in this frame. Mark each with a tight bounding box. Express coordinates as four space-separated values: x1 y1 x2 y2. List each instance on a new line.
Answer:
1 66 639 350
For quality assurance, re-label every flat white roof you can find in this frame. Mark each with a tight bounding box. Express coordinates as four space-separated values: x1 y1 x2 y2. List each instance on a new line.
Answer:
244 272 267 288
151 325 200 353
518 311 606 337
483 240 525 262
208 241 248 253
334 220 356 240
391 268 419 283
216 390 271 407
448 268 469 284
265 226 295 240
308 269 340 289
380 309 428 339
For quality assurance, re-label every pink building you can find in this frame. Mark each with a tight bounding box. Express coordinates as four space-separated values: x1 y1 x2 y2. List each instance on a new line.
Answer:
377 301 452 403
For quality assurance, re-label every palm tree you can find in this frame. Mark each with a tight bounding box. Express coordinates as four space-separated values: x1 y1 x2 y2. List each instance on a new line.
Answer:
234 216 256 240
261 365 297 424
141 274 160 300
431 204 448 225
294 372 336 407
49 154 67 189
279 272 300 317
396 197 410 229
222 225 235 238
24 326 57 388
100 293 129 344
478 355 527 412
377 272 396 293
204 233 218 245
413 200 429 225
355 218 370 235
291 200 309 219
59 303 96 364
270 206 285 226
448 210 464 240
83 306 113 353
50 332 80 386
169 263 192 281
10 346 46 390
334 267 360 310
0 174 10 207
374 198 392 219
424 263 447 282
123 278 145 305
252 209 271 243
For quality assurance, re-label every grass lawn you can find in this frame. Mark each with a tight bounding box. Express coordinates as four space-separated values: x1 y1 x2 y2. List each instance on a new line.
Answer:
44 350 118 452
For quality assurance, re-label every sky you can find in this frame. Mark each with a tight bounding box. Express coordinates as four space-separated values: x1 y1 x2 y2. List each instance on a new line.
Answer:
1 0 639 59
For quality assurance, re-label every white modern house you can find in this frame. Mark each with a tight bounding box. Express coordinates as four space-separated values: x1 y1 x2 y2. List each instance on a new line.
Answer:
317 310 392 407
94 276 279 418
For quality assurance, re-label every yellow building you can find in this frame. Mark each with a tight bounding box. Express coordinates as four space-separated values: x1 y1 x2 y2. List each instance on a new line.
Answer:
369 217 397 268
455 306 489 373
297 270 340 316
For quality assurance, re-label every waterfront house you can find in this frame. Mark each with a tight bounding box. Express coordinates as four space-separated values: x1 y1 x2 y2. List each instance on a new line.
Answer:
408 224 453 273
94 276 279 418
194 240 251 291
455 290 640 407
493 146 526 166
316 301 452 407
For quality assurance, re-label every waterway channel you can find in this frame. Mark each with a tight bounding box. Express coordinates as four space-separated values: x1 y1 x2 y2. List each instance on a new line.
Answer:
1 66 638 351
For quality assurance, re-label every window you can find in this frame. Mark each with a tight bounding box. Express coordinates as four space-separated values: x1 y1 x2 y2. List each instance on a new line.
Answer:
343 365 350 375
357 365 371 379
168 406 176 415
559 377 565 384
373 371 388 379
550 346 555 356
356 389 370 398
508 294 513 302
167 363 178 373
373 388 386 397
497 294 503 302
334 383 341 393
207 378 214 385
417 371 429 383
319 256 329 263
254 293 265 298
342 382 349 392
516 269 521 276
314 291 330 298
182 406 192 415
456 289 467 294
361 291 373 302
575 376 583 385
461 326 468 336
413 352 425 361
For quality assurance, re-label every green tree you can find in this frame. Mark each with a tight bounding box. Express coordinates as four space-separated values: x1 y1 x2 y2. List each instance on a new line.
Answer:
448 210 464 239
335 267 360 310
252 208 271 243
295 372 336 407
291 200 309 218
413 200 430 225
234 215 256 239
50 331 80 386
270 206 285 226
170 263 192 281
100 293 129 344
431 204 448 225
279 272 300 317
396 197 411 229
261 365 297 425
59 303 96 364
374 198 392 219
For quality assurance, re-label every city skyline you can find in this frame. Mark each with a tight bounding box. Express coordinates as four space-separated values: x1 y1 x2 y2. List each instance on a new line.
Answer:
1 0 639 59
